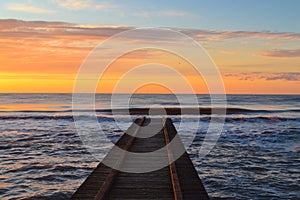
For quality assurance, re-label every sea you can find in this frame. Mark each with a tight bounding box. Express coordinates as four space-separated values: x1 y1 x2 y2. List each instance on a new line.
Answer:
0 94 299 199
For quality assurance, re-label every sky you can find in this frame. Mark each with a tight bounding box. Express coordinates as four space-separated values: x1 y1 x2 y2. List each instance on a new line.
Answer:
0 0 299 94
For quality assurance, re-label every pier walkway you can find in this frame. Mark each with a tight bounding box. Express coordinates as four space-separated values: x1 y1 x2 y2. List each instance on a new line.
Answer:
71 117 209 200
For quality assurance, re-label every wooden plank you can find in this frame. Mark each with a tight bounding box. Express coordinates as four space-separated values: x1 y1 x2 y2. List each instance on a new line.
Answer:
71 118 145 200
164 118 210 200
71 117 210 200
94 117 145 200
106 119 174 200
163 118 184 200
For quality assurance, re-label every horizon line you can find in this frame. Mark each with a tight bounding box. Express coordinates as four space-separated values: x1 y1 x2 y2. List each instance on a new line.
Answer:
0 92 299 95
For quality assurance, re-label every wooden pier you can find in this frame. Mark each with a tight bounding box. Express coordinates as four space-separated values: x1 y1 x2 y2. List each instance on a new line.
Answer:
71 117 209 200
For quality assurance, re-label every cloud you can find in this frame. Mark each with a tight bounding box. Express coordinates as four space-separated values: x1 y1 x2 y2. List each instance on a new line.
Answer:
259 49 300 58
1 18 300 56
0 19 132 40
2 19 299 43
262 73 300 81
133 11 151 18
51 0 117 10
0 19 73 29
224 72 300 81
179 29 300 41
0 19 134 60
6 3 56 13
220 50 238 55
159 10 189 17
133 9 190 18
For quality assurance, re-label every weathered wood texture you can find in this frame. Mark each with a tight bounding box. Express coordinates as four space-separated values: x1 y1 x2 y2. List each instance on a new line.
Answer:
71 118 209 200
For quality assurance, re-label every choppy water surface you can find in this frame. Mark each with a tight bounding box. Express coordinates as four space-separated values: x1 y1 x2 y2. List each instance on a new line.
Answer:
0 94 299 199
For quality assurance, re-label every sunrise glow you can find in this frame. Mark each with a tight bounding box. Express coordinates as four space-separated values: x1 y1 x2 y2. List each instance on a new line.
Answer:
0 1 299 94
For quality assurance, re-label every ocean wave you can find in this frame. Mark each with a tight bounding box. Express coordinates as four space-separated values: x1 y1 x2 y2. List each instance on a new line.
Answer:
1 107 299 114
21 192 72 200
0 114 299 122
224 116 300 123
0 115 116 121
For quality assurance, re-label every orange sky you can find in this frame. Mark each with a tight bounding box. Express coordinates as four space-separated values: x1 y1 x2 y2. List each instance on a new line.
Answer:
0 19 299 94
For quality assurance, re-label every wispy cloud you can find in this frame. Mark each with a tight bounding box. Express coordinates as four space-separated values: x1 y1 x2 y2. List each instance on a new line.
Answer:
179 29 300 41
259 49 300 58
133 9 190 18
2 19 300 44
1 19 299 93
224 72 300 81
220 50 238 55
51 0 117 10
159 10 189 17
6 3 56 13
133 11 151 18
0 19 132 40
